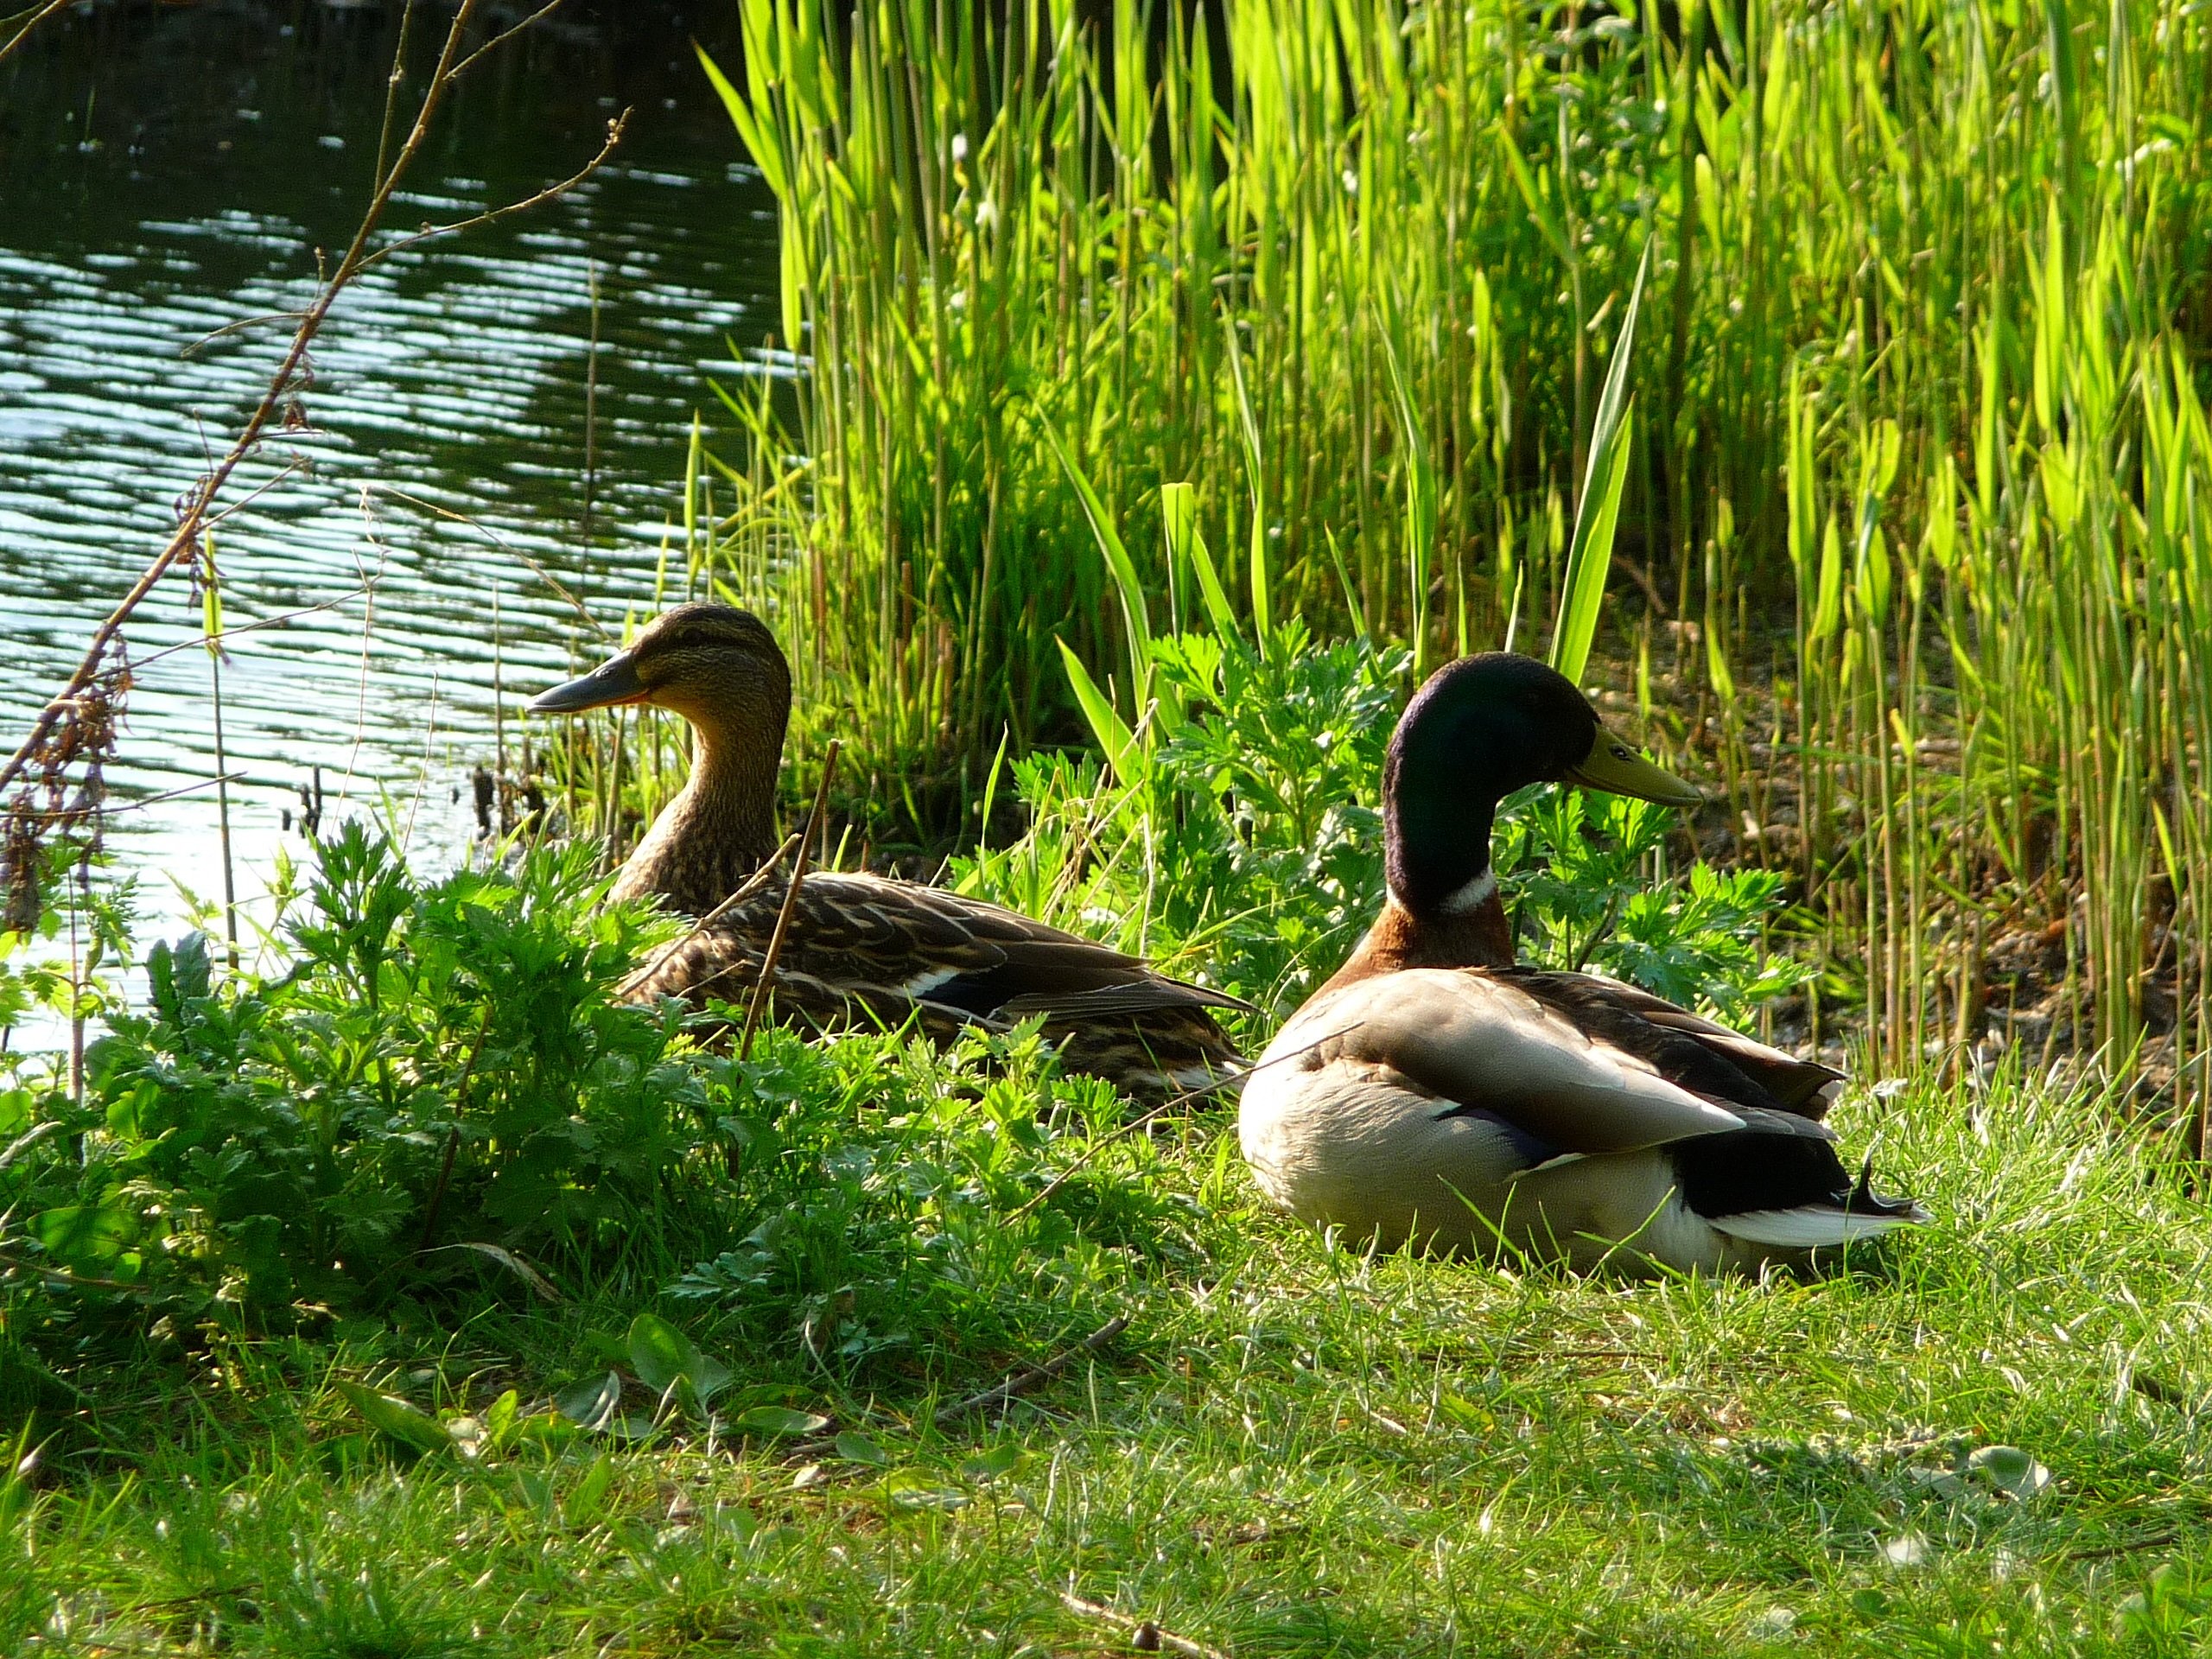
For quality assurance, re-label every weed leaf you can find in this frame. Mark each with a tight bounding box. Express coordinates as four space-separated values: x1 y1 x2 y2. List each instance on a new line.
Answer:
334 1382 454 1457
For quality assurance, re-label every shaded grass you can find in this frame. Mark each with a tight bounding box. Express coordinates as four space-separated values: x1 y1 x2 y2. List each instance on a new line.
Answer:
12 1070 2212 1656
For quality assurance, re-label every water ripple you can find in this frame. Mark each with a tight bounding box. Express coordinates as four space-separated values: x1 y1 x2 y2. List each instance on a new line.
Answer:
0 5 775 938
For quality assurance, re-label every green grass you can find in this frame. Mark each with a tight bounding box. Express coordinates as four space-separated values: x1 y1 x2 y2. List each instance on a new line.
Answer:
11 1068 2212 1657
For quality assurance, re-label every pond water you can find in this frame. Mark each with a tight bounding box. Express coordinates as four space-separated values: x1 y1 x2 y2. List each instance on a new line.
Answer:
0 1 772 946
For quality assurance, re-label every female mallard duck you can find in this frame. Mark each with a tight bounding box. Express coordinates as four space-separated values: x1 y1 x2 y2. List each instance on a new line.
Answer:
1240 652 1924 1272
528 602 1246 1098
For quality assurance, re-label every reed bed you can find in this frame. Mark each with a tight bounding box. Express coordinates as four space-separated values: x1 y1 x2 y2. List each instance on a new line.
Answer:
665 0 2212 1119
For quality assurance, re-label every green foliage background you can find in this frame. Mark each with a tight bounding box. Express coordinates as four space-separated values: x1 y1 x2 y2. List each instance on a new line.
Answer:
663 0 2212 1108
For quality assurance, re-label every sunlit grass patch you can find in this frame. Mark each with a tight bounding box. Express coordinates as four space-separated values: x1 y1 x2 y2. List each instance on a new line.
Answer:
7 1064 2212 1656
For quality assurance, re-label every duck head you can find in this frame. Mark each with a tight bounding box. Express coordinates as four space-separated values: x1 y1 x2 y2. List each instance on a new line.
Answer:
1383 652 1700 925
529 601 791 734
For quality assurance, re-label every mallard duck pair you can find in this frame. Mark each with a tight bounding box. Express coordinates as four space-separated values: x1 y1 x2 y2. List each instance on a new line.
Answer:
531 605 1923 1272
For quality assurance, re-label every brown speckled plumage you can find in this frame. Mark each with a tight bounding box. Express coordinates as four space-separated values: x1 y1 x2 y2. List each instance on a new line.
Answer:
530 602 1247 1098
594 605 789 917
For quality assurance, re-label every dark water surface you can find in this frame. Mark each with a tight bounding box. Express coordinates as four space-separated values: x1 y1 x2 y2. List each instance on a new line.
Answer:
0 1 772 938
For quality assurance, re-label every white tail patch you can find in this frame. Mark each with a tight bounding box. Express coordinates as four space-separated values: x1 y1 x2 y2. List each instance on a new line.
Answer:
1709 1206 1923 1248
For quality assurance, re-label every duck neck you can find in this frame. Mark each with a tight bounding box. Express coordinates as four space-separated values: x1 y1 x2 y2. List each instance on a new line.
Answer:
611 714 784 916
1320 800 1514 993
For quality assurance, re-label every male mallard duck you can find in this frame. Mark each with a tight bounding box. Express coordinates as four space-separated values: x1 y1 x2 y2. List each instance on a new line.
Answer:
529 602 1247 1098
1239 652 1925 1271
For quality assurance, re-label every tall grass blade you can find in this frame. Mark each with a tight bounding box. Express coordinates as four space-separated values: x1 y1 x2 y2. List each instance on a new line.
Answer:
1550 242 1650 685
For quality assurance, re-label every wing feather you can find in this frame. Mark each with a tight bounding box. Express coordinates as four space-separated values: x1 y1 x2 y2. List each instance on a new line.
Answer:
1269 969 1751 1156
619 871 1244 1095
1500 969 1842 1117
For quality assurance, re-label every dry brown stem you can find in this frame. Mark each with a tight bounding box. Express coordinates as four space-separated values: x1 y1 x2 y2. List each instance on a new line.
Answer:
615 831 804 1001
783 1312 1132 1464
0 0 70 68
933 1313 1131 1426
739 741 844 1058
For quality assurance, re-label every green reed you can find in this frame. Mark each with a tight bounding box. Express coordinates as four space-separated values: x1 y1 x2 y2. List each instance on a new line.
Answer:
1765 4 2212 1118
695 0 1646 830
682 0 2212 1118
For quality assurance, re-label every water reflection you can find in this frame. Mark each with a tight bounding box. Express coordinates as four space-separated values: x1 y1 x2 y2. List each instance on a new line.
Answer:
0 1 772 938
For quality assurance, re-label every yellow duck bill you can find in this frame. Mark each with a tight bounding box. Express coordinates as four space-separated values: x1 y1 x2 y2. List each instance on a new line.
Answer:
1564 730 1703 806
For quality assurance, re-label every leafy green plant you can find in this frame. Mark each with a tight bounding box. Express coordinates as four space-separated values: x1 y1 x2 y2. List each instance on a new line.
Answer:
667 1025 1199 1378
1497 788 1810 1018
955 615 1809 1028
9 825 692 1321
952 621 1408 1017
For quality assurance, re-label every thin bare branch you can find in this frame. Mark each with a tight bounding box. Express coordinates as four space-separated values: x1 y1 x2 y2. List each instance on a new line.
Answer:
0 1245 148 1297
0 0 617 810
784 1313 1132 1464
129 585 378 673
448 0 570 82
21 772 251 822
934 1313 1130 1426
178 310 315 359
0 0 70 68
371 486 607 636
615 831 804 1000
1058 1591 1230 1659
357 109 630 276
739 741 842 1058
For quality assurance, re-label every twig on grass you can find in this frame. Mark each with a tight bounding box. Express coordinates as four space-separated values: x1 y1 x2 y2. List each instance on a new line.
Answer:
419 1242 562 1304
782 1312 1132 1465
2064 1530 2183 1563
931 1313 1131 1427
1058 1591 1230 1659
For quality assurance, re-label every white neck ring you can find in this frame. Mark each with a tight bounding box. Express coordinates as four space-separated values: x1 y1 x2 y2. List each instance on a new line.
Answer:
1435 868 1497 915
